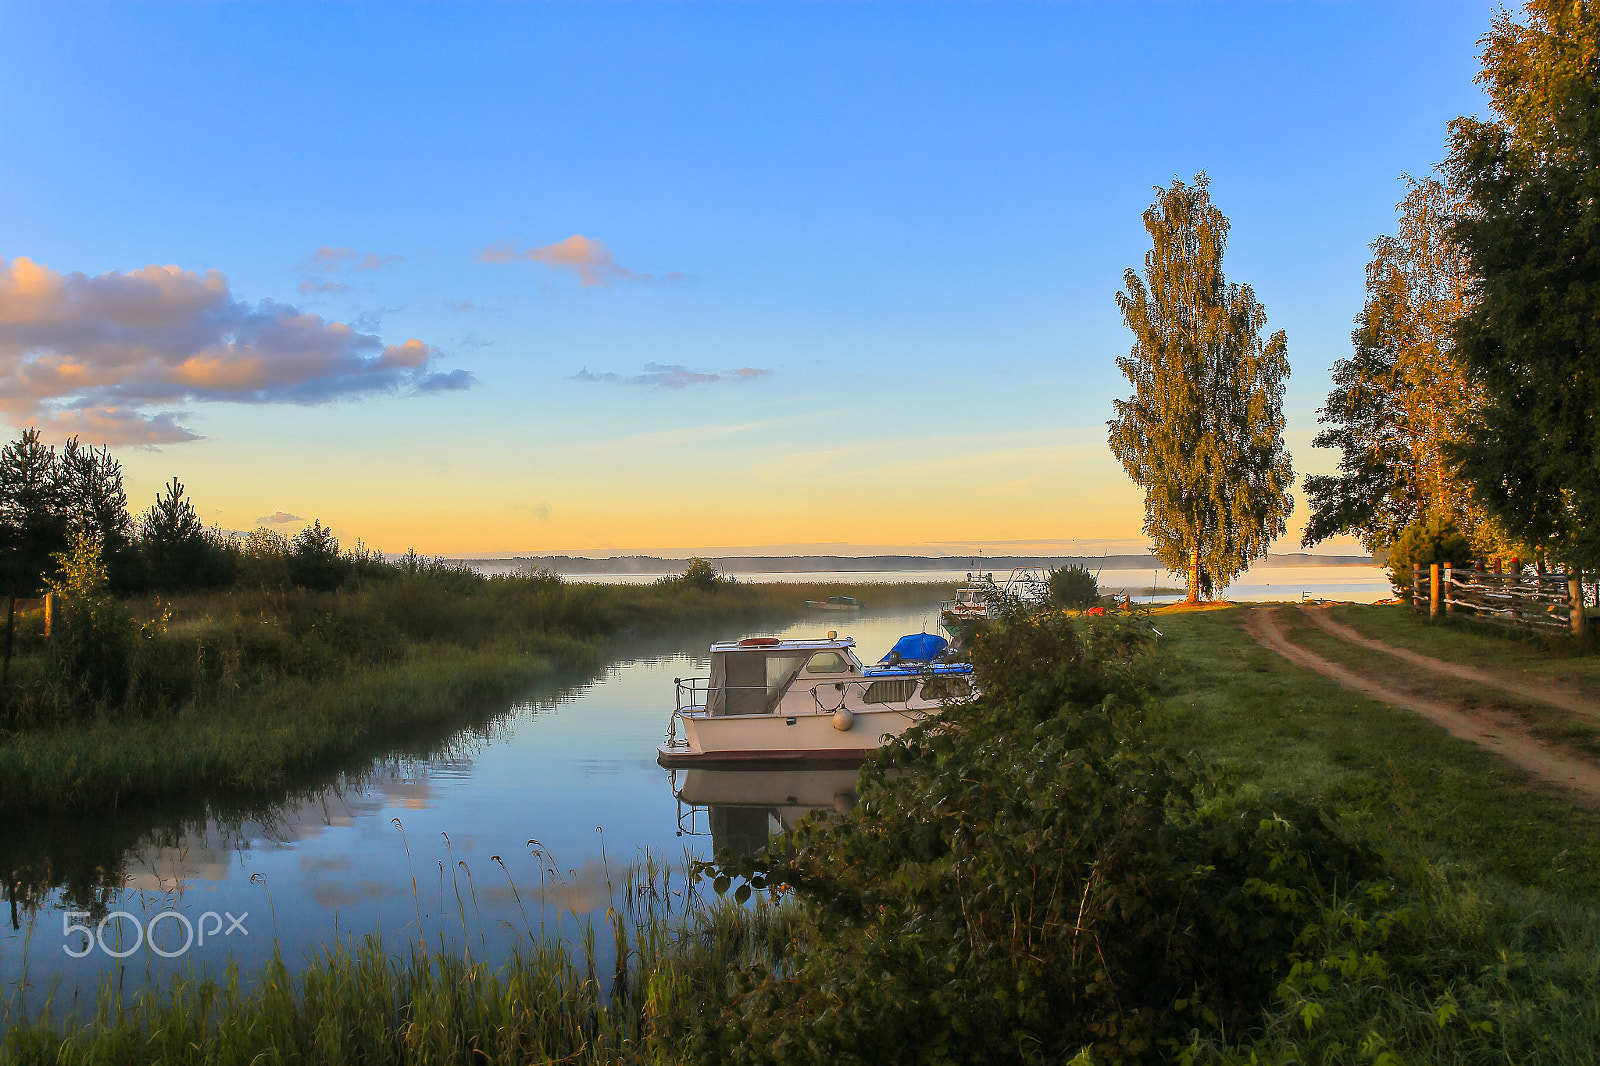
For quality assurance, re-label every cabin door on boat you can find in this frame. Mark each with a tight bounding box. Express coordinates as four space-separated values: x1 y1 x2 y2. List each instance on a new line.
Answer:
720 651 808 716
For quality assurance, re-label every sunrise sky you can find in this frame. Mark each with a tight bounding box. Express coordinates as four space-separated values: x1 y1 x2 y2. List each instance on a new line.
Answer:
0 3 1493 557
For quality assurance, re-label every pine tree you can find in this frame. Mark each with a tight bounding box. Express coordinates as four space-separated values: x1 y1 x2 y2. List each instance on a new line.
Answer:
1108 175 1294 602
57 437 131 562
138 477 213 590
0 429 67 691
1447 1 1600 569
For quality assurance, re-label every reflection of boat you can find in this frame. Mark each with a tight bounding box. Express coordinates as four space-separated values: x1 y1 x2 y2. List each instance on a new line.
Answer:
805 595 862 611
670 767 861 858
658 632 972 766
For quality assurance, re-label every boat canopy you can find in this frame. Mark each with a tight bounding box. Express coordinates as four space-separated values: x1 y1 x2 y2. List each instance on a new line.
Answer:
879 632 949 664
705 648 809 716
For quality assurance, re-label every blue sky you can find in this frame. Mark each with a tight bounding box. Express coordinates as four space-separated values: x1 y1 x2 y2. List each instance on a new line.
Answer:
0 2 1494 555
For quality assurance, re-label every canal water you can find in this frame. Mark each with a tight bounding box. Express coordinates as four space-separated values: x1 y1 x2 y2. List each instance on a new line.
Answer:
0 599 953 1021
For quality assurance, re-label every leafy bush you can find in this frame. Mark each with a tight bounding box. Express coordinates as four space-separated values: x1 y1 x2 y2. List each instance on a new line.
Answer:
691 609 1377 1064
44 532 138 706
1049 563 1102 609
289 520 347 592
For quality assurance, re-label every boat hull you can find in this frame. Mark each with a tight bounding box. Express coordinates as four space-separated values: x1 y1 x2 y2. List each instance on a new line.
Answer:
658 704 927 767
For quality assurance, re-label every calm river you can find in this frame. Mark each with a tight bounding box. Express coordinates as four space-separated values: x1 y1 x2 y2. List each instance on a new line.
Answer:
0 599 952 1022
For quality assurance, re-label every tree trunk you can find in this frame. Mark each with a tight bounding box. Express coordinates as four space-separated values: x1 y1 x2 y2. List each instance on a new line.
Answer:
1 592 15 729
1187 541 1201 604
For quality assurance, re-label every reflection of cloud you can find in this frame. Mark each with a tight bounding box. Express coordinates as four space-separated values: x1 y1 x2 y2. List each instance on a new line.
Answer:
311 880 397 908
258 510 301 525
478 234 677 288
0 256 474 444
574 363 772 390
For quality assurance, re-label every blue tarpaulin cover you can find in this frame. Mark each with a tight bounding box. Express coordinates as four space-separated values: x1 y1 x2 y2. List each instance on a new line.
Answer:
880 632 949 663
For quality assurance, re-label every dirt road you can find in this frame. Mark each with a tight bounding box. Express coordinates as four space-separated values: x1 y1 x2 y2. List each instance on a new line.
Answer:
1243 607 1600 806
1299 607 1599 721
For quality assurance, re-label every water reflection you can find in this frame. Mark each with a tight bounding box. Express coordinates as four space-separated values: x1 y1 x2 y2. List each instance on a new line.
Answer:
669 767 860 860
1 602 946 1020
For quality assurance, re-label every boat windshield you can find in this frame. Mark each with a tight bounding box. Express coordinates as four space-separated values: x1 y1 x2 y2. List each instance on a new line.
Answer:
705 650 811 716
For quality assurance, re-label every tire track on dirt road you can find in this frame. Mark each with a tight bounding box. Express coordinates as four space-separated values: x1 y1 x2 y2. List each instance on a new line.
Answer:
1243 607 1600 806
1300 607 1600 722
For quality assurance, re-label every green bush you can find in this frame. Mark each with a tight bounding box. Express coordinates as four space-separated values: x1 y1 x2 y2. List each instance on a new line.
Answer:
1049 563 1101 608
691 609 1377 1064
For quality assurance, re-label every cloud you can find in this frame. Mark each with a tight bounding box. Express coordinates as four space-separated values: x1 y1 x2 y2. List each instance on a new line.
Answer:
478 234 671 288
573 362 774 390
307 246 359 270
298 279 351 295
446 298 477 312
0 255 475 445
258 511 302 525
302 246 402 273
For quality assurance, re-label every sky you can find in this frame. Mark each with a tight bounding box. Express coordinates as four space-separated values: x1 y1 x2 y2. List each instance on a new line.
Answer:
0 2 1497 557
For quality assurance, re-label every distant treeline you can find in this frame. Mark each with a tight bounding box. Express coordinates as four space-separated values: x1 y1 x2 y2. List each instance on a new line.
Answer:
469 551 1376 575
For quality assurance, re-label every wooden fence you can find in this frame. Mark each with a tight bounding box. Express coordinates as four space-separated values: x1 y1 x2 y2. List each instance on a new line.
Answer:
1410 561 1593 635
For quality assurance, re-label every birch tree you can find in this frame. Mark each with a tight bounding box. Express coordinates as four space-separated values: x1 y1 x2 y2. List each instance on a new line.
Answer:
1109 175 1293 602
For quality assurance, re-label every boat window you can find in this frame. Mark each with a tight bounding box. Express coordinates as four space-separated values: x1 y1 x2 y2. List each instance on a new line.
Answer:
804 651 850 674
920 676 972 701
861 678 918 704
708 650 812 715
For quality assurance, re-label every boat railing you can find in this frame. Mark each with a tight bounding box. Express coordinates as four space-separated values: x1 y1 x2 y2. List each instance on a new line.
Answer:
674 676 711 714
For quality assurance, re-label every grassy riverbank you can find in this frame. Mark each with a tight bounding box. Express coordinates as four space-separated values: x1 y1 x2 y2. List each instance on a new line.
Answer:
7 604 1599 1063
0 573 952 812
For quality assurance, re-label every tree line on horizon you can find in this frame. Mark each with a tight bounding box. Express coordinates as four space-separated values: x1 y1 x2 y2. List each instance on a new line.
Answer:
1111 1 1599 601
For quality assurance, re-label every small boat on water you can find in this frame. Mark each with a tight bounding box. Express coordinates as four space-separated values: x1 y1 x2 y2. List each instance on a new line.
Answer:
939 566 1053 644
805 594 861 611
657 631 972 766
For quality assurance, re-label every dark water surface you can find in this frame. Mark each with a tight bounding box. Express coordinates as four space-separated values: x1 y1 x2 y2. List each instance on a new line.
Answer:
1 598 948 1021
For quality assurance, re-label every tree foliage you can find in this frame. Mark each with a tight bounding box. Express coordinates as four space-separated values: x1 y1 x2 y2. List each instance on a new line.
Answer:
289 519 346 592
137 477 232 591
1109 175 1293 601
0 429 68 600
1447 1 1600 569
1302 178 1493 554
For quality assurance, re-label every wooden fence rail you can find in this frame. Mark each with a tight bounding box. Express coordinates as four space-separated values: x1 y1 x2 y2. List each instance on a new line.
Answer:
1410 561 1590 635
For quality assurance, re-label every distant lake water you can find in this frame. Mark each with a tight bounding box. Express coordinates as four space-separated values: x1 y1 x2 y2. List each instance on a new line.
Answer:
465 561 1396 604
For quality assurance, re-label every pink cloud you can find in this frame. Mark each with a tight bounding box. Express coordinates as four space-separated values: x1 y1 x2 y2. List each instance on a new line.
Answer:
0 256 475 445
477 234 666 287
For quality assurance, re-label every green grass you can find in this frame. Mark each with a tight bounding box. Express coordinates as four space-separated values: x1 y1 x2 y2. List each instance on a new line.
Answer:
1150 606 1600 1064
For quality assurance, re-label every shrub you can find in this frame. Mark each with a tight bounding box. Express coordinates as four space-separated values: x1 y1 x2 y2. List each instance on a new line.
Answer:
44 531 138 707
289 520 347 592
1049 563 1102 609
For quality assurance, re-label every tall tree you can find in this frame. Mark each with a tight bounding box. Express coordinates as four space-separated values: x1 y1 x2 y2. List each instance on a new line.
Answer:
1447 1 1600 569
1302 177 1485 553
57 437 131 561
1109 175 1294 602
0 429 67 690
138 477 215 591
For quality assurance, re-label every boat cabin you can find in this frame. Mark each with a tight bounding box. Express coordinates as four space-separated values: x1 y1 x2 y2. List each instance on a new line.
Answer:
696 635 968 718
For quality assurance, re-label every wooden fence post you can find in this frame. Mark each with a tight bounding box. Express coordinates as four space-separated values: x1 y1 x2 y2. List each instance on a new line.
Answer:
1573 573 1588 637
43 592 58 638
1430 563 1441 619
1443 562 1453 614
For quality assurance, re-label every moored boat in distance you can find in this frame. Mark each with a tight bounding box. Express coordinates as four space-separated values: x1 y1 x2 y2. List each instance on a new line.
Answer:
805 594 861 610
939 566 1053 644
657 631 972 766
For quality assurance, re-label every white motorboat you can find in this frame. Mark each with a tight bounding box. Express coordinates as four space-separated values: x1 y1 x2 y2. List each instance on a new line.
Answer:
939 566 1051 643
657 631 972 766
